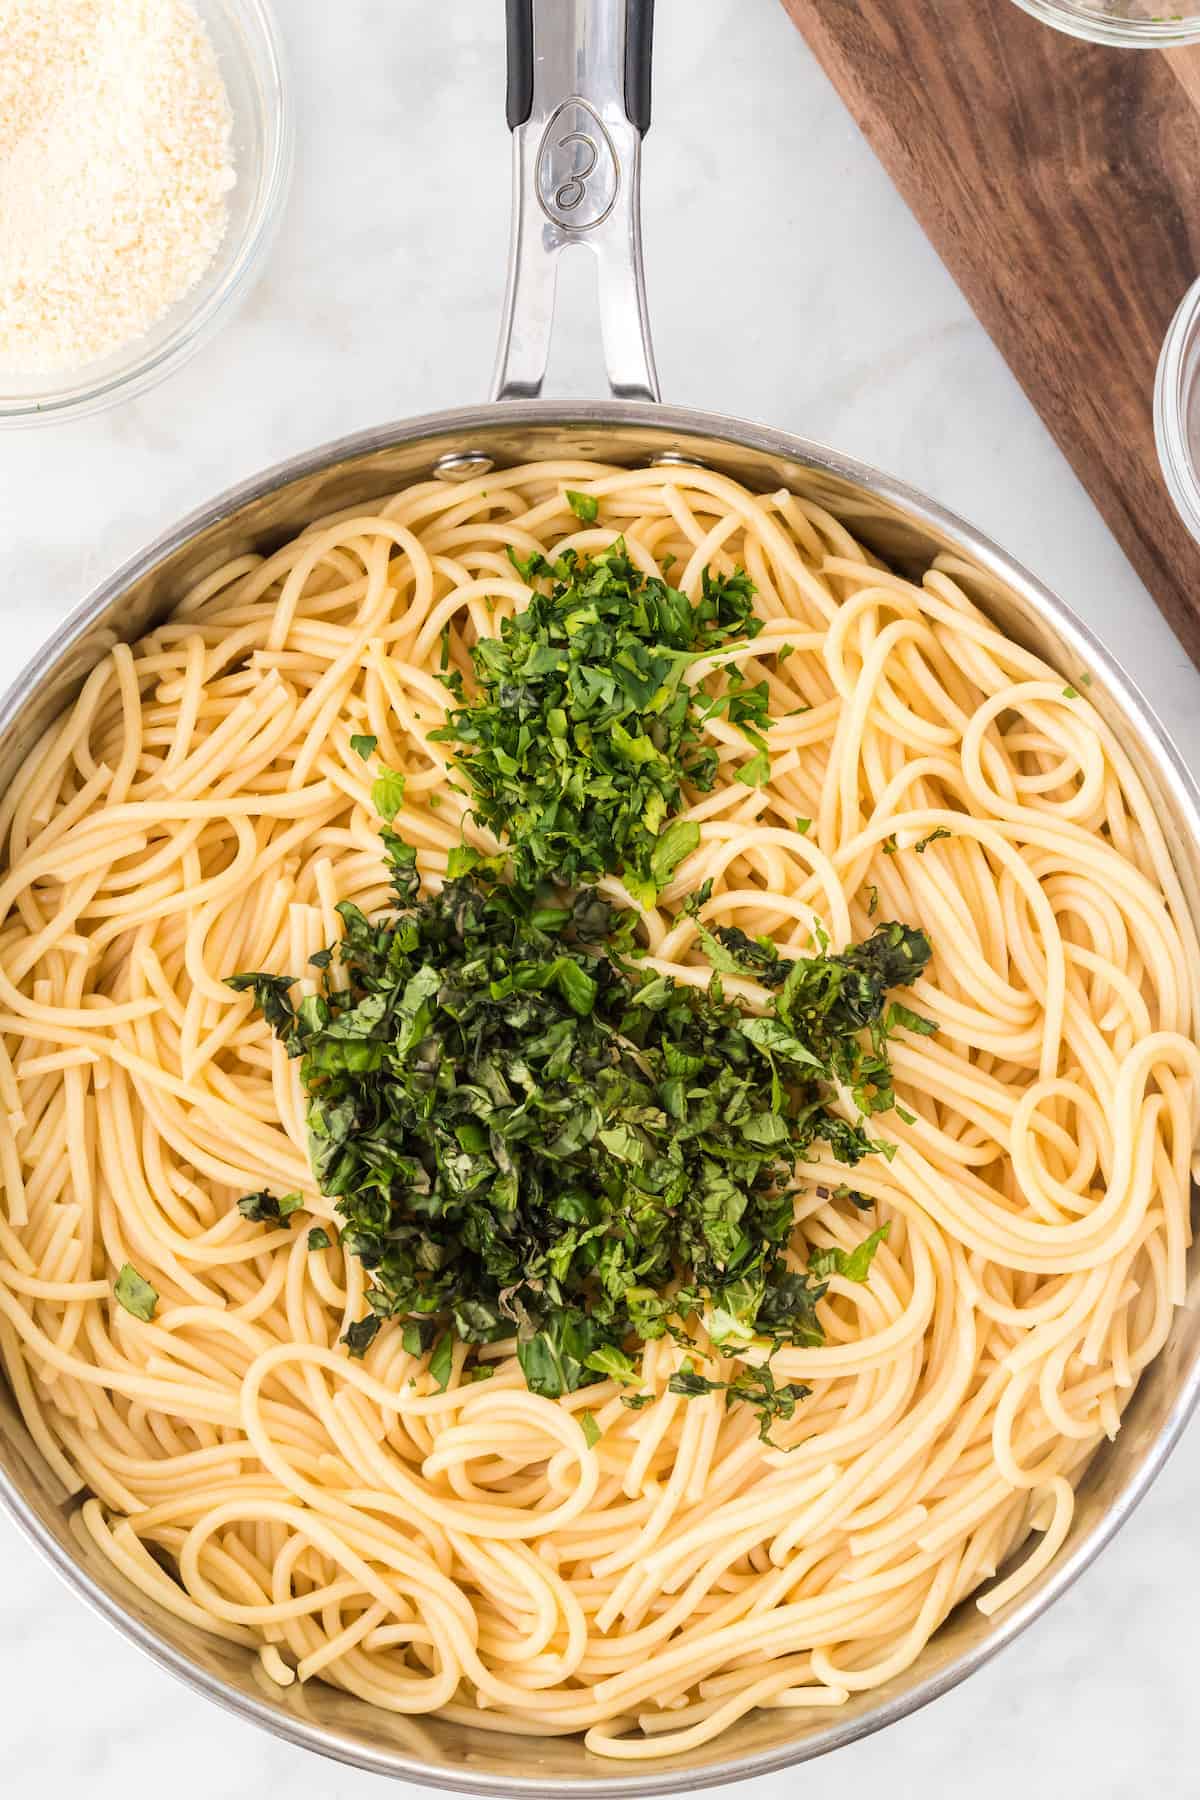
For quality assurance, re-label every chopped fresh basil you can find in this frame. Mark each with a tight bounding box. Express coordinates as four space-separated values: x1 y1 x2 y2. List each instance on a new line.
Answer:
665 1360 813 1446
741 1016 824 1069
223 970 298 1041
585 1344 639 1384
341 1314 381 1359
401 1320 435 1356
887 1001 938 1037
428 1331 454 1391
807 1222 890 1284
668 1361 725 1399
833 1182 874 1212
237 1190 304 1224
235 846 931 1434
728 1364 813 1444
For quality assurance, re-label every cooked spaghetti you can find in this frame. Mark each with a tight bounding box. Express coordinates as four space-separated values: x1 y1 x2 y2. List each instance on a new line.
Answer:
0 459 1197 1758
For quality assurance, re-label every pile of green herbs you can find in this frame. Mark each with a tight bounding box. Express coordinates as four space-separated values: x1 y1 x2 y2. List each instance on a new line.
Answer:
203 538 939 1442
227 833 932 1438
430 536 772 906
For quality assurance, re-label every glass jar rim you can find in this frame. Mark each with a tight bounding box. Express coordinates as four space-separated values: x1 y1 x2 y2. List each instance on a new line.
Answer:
1008 0 1200 47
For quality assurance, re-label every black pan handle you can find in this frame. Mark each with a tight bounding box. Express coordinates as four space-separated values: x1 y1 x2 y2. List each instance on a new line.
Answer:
494 0 659 402
506 0 654 133
505 0 534 131
625 0 654 135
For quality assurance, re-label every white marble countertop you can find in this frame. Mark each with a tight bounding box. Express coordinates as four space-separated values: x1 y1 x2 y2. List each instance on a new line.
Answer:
3 4 1199 1796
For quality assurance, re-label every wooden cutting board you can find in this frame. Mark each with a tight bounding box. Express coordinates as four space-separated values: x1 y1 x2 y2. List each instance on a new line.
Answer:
780 0 1200 666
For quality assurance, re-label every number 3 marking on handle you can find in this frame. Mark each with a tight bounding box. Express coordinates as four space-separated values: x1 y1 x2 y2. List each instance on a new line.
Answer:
554 131 597 213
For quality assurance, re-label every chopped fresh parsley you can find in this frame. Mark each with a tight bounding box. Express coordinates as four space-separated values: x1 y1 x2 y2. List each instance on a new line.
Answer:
696 664 771 744
233 843 932 1429
307 1226 333 1251
565 490 599 523
370 768 406 823
114 1263 158 1322
735 747 771 788
350 734 378 760
580 1410 602 1447
430 542 764 905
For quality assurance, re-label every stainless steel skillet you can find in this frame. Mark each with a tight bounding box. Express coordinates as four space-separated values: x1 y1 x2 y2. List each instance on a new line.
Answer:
1 2 1198 1791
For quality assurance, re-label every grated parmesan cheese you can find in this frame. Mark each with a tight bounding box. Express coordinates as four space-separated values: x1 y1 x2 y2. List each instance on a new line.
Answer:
0 0 235 375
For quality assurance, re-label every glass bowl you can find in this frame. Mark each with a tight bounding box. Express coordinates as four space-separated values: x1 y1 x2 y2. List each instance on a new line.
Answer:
1008 0 1200 43
1155 278 1200 545
0 0 292 427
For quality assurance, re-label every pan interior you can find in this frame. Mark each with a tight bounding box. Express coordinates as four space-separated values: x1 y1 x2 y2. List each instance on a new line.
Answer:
2 404 1198 1795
